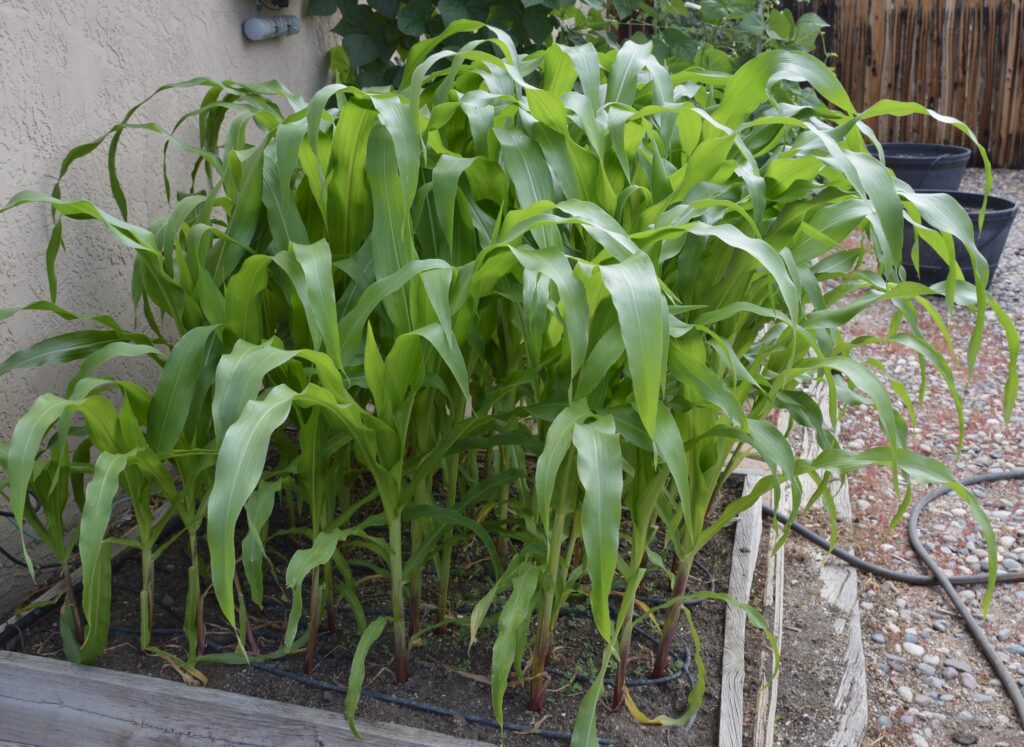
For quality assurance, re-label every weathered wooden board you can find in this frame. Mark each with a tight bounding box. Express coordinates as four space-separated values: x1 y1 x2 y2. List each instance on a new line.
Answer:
718 474 765 747
818 479 869 747
752 466 790 747
762 386 868 747
0 651 487 747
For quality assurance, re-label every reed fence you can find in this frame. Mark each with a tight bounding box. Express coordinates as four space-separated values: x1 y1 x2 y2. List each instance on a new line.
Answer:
793 0 1024 167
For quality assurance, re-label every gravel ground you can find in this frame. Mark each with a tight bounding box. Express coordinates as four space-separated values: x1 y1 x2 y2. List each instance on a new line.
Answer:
838 168 1024 747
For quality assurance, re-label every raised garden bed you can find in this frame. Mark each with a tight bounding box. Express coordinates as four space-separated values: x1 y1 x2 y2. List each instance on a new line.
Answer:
0 22 1014 747
1 480 743 747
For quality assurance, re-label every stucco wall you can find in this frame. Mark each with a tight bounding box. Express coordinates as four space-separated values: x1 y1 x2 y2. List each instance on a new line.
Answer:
0 0 337 614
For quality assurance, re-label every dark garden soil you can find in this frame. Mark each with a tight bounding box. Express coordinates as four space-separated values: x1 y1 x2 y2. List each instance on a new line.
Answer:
8 478 747 746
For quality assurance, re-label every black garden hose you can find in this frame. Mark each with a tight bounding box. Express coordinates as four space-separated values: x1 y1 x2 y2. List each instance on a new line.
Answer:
0 510 61 570
0 542 62 571
764 468 1024 730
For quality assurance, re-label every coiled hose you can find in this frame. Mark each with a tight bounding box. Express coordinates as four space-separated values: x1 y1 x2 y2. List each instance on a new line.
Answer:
764 468 1024 729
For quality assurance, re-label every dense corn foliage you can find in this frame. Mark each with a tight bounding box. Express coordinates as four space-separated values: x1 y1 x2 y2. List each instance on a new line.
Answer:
1 22 1017 743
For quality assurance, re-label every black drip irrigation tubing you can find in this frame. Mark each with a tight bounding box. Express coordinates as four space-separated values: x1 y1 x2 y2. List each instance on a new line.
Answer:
764 468 1024 730
106 590 700 745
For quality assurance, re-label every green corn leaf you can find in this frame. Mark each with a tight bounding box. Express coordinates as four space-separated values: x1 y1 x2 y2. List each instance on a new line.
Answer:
345 616 388 738
148 325 219 453
607 40 651 107
208 384 296 627
78 450 132 663
6 394 79 568
241 480 278 607
511 245 589 378
366 124 416 330
491 564 539 727
224 255 273 343
570 646 613 747
66 341 161 395
600 252 668 437
573 415 623 641
0 330 138 378
275 240 342 365
212 340 297 441
535 400 591 530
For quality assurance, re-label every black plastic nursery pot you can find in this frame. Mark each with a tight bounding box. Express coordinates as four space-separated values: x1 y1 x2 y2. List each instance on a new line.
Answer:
902 190 1019 288
871 142 971 191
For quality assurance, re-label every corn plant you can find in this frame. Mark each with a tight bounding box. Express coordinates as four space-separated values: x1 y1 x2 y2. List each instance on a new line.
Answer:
1 20 1017 745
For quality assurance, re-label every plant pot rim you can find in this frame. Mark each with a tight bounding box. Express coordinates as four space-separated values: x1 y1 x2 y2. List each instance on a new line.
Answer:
872 142 973 160
913 189 1020 215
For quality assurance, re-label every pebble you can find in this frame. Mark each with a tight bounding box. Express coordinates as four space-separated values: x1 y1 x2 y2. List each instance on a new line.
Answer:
871 633 887 645
904 642 926 657
1005 644 1024 656
924 654 941 666
945 658 974 674
961 673 978 689
952 733 979 745
898 685 915 702
973 693 993 703
942 666 960 680
912 733 929 747
997 628 1012 642
916 663 936 676
878 715 893 728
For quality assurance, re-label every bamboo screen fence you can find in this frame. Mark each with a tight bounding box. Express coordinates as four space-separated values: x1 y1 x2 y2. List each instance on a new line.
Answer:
794 1 1024 167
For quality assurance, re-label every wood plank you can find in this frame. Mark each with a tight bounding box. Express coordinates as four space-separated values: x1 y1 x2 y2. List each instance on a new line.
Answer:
765 385 867 746
821 481 869 747
717 476 764 747
804 388 867 747
752 410 792 747
751 382 870 746
0 651 487 747
736 456 770 476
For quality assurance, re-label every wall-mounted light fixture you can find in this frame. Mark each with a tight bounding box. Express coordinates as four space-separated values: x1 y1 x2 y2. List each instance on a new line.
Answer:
243 14 301 41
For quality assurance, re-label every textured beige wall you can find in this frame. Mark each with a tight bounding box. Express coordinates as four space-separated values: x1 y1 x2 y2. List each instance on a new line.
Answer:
0 0 337 614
